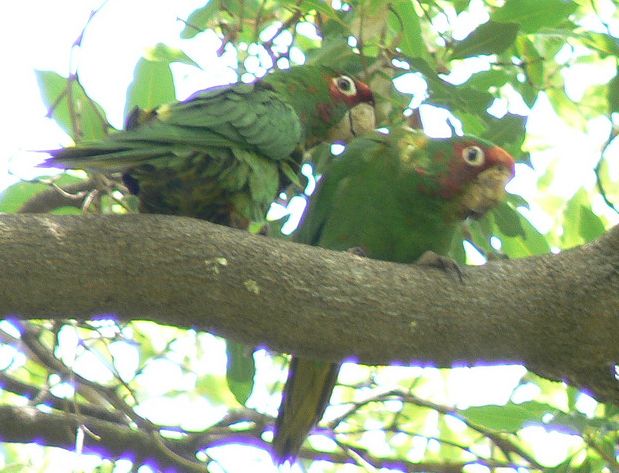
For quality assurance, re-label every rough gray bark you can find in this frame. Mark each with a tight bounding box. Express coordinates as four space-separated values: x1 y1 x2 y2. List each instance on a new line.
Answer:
0 214 617 403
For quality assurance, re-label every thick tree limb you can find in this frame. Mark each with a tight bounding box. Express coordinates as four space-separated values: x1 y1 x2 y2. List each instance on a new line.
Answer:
0 214 617 403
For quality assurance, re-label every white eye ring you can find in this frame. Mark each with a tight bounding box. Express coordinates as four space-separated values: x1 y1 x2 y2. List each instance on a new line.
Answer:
333 75 357 96
462 146 485 166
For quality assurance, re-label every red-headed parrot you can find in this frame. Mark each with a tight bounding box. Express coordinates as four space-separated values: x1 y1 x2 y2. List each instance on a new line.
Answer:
42 65 375 228
272 127 516 462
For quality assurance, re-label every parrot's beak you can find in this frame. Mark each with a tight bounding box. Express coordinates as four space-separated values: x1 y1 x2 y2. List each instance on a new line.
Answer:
355 80 375 106
328 102 376 143
460 165 514 219
488 145 516 180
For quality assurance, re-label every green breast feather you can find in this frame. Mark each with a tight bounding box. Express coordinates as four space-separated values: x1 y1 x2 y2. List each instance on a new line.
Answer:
297 129 464 262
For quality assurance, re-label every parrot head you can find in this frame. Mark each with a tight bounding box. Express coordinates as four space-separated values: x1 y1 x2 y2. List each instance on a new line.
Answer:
399 130 516 220
438 136 515 218
324 74 375 142
262 66 375 146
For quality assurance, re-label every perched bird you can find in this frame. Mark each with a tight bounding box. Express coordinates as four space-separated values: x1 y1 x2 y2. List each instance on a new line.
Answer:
42 65 375 228
273 127 516 462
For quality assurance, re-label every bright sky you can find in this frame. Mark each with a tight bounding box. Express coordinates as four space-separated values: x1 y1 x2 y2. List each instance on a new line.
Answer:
0 1 616 472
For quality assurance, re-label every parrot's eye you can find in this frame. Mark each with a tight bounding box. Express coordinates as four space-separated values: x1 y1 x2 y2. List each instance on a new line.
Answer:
462 146 485 166
333 75 357 96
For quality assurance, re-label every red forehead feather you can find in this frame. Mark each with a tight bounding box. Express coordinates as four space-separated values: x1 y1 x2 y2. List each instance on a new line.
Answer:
453 141 515 178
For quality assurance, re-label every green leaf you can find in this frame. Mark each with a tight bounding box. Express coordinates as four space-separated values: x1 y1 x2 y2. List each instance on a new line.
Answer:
599 436 619 461
547 455 577 473
0 462 34 473
0 181 48 214
514 80 538 108
36 70 109 141
579 32 619 58
409 57 439 77
507 193 530 209
451 20 519 59
578 84 609 115
225 341 255 406
482 113 527 150
538 31 570 58
561 188 606 248
196 374 238 405
449 225 467 264
145 43 200 68
181 0 268 39
499 211 551 257
607 73 619 114
596 154 618 205
181 1 221 39
457 112 487 136
491 202 526 238
124 58 176 121
427 79 494 114
296 0 341 20
307 142 332 175
516 36 544 87
466 69 511 91
389 0 430 62
546 88 588 130
578 206 606 242
460 401 556 432
492 0 578 34
548 410 617 435
453 0 472 14
466 218 494 257
0 175 85 213
305 36 365 72
280 161 303 188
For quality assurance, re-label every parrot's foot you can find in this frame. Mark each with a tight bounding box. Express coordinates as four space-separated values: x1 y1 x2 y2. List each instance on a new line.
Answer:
416 251 463 283
347 246 367 257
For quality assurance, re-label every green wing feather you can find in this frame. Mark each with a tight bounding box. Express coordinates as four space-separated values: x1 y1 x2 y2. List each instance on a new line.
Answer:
45 82 303 225
48 83 301 171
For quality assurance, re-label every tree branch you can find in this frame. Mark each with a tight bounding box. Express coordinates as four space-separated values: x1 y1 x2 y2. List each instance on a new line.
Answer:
0 405 208 472
0 402 529 472
0 214 617 403
0 371 126 425
17 180 95 213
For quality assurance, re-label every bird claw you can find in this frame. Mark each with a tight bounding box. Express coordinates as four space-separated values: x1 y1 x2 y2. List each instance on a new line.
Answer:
416 251 463 283
346 246 367 257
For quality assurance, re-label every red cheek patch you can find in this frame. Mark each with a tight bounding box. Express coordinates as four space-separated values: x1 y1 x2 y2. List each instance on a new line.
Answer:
317 102 332 123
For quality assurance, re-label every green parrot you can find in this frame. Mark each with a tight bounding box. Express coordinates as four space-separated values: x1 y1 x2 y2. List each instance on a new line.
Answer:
272 127 516 462
42 65 375 228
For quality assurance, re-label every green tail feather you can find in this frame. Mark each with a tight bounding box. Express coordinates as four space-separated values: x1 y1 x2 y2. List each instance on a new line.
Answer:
273 358 340 463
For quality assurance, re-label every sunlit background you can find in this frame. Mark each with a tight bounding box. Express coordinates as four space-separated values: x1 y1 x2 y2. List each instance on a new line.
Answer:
0 0 617 472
